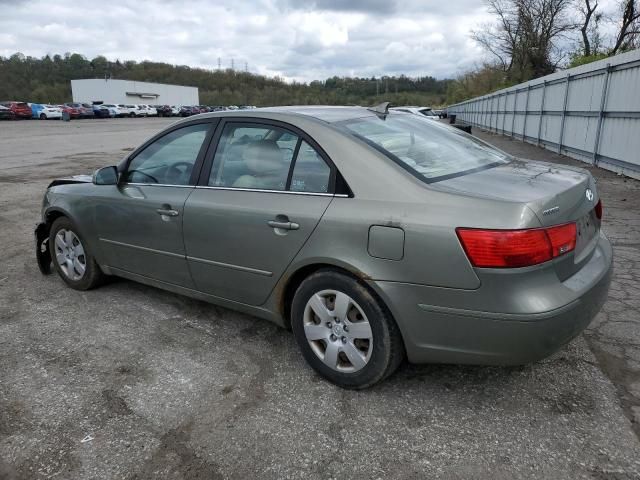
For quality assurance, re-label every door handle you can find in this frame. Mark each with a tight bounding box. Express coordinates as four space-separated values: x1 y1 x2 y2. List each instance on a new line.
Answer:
268 220 299 230
156 207 179 217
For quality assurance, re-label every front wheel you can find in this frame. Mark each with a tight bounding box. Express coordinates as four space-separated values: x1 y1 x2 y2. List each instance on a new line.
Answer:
49 217 105 290
291 270 404 389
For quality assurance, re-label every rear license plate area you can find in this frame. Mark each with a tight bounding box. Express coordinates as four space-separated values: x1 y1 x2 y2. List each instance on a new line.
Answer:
575 210 598 257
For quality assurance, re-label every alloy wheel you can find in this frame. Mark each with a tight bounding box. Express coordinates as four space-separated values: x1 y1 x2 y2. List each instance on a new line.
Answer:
303 289 373 373
54 229 87 281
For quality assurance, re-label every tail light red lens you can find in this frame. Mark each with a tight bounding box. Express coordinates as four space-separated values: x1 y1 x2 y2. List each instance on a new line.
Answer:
594 199 603 220
456 222 577 268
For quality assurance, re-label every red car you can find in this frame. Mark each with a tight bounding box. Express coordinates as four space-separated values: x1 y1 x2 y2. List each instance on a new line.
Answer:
58 104 81 119
0 101 32 119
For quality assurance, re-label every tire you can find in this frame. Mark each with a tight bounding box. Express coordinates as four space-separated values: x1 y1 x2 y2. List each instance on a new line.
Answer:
129 112 135 118
39 113 46 120
291 269 404 389
49 217 105 291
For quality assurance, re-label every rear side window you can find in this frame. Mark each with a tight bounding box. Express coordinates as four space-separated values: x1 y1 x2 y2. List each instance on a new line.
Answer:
290 141 330 193
209 123 332 193
209 124 296 191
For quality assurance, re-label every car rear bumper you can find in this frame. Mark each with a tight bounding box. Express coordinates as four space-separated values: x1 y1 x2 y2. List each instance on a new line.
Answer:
371 231 613 365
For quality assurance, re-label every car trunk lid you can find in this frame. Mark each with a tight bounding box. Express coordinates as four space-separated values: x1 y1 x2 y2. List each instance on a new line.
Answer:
435 159 601 279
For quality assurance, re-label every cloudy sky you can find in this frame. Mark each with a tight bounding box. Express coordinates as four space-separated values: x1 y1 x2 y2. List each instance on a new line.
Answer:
0 0 620 82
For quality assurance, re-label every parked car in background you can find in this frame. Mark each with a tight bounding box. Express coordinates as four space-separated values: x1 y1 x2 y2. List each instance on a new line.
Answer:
92 104 113 118
100 104 127 117
64 103 94 119
179 106 195 117
390 106 438 119
1 101 33 119
0 105 13 120
170 105 181 116
131 105 148 117
117 104 137 117
59 104 81 119
34 104 63 120
154 105 172 117
433 109 444 118
34 105 612 389
145 105 158 116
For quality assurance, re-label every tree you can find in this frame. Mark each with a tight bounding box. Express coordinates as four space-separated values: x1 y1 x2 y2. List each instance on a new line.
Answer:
578 0 600 56
610 0 640 54
472 0 575 82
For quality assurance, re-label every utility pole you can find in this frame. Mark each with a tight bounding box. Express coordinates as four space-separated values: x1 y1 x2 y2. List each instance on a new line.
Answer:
244 62 248 73
376 79 379 96
231 58 235 70
217 57 221 70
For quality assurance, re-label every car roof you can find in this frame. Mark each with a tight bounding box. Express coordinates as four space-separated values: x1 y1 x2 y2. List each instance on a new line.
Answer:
195 105 379 124
260 106 377 123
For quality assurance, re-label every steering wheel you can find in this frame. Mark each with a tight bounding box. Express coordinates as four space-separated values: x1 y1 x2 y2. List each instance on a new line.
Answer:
127 169 159 183
166 161 193 184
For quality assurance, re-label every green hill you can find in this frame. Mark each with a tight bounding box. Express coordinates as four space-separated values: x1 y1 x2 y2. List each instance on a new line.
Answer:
0 52 451 107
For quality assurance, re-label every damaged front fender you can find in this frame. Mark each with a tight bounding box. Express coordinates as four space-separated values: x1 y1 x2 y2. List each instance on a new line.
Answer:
35 222 52 274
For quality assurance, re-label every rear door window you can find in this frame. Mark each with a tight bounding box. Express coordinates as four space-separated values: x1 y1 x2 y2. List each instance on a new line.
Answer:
209 124 296 191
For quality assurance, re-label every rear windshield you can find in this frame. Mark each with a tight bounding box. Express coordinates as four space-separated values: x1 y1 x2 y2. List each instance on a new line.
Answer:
339 113 510 183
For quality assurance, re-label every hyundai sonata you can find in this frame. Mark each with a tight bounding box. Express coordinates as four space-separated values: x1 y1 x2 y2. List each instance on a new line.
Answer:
35 104 612 388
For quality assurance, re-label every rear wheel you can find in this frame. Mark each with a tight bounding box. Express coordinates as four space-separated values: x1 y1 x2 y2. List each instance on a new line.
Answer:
39 113 46 120
50 217 104 290
291 269 404 389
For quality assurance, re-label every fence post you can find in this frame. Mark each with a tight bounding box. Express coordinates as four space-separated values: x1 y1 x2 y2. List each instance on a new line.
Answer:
511 90 517 137
558 74 571 154
502 93 507 134
537 81 547 146
593 64 612 166
522 85 531 141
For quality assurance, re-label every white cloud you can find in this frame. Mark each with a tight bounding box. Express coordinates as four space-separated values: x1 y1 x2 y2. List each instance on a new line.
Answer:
0 0 607 82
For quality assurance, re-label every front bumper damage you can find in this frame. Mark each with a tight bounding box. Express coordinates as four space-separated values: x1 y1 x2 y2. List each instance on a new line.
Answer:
35 222 52 274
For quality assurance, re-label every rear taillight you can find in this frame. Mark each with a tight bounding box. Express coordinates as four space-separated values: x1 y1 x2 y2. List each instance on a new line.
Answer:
594 199 603 220
456 223 577 268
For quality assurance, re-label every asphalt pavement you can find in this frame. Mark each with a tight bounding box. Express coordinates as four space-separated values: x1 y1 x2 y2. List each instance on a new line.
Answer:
1 117 639 479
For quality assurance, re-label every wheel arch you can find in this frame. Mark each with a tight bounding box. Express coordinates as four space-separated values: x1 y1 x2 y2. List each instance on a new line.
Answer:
277 261 403 341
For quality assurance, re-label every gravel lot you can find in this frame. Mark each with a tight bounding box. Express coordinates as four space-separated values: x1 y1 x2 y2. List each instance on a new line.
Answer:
1 118 640 479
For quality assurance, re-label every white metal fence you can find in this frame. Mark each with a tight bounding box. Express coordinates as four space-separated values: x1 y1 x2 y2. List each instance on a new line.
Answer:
447 49 640 180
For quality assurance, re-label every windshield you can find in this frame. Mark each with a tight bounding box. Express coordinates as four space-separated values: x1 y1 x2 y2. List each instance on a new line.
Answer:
340 113 510 183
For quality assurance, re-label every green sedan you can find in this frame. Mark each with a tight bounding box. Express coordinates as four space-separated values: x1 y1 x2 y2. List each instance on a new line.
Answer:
35 105 612 388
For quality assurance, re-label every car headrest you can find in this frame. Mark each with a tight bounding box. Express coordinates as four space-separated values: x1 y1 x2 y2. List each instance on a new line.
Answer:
242 140 285 174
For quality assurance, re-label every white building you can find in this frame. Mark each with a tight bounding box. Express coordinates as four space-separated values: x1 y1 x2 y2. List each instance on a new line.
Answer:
71 79 199 105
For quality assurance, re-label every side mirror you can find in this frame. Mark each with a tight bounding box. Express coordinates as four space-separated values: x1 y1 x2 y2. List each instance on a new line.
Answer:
93 166 119 185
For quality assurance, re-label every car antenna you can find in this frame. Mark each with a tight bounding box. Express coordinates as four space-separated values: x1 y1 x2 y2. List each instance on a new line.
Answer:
367 101 391 116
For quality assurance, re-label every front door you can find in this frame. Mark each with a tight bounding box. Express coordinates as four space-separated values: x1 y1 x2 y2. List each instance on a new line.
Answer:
96 122 213 287
183 121 335 305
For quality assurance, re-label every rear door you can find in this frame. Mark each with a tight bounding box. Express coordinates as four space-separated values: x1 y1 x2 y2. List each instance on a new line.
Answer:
183 120 335 305
95 120 216 287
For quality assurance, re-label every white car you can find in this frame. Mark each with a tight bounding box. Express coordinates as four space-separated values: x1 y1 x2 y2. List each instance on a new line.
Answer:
132 105 156 117
142 104 158 116
38 105 63 120
170 105 180 116
390 106 439 119
101 104 128 117
117 104 138 117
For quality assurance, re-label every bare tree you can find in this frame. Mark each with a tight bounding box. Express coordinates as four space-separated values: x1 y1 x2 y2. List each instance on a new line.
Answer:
578 0 599 56
473 0 575 82
611 0 640 54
